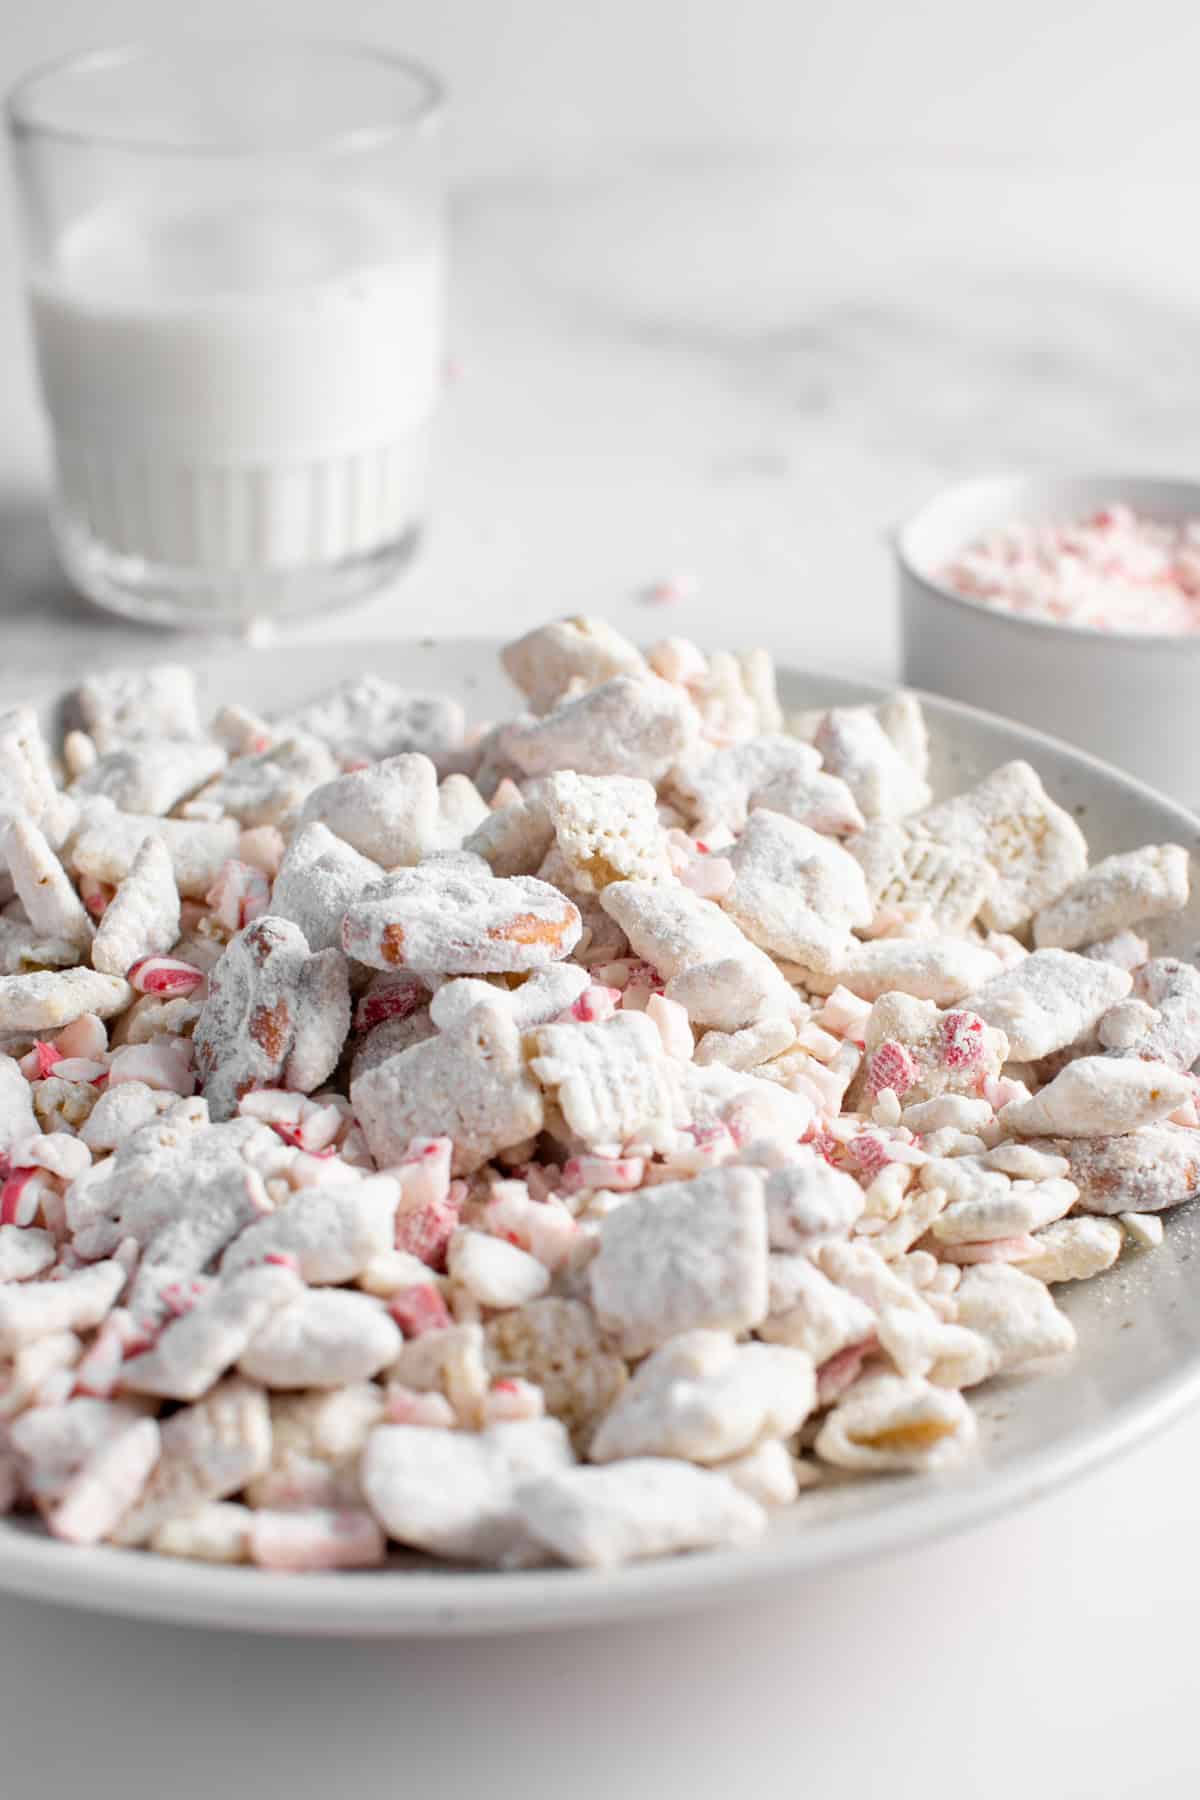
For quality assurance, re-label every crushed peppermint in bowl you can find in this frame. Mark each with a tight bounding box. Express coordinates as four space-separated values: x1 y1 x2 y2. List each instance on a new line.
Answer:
897 473 1200 803
942 503 1200 635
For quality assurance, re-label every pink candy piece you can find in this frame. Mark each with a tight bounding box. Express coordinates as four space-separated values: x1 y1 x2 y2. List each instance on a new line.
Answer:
679 855 735 901
55 1015 108 1061
159 1276 213 1318
565 985 621 1025
388 1282 453 1337
817 1338 876 1406
561 1154 647 1194
984 1074 1030 1110
619 962 665 1012
939 1011 986 1071
108 1039 196 1096
249 1508 386 1572
940 1235 1040 1266
483 1376 545 1423
21 1041 63 1081
73 1311 137 1398
354 974 429 1034
394 1136 453 1212
1 1168 44 1228
641 574 696 607
79 876 115 919
237 826 286 879
127 956 206 997
866 1039 919 1099
385 1385 457 1427
205 859 271 932
51 1058 108 1083
395 1195 462 1272
845 1134 896 1184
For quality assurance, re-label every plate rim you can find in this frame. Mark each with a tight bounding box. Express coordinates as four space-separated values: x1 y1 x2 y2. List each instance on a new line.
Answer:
5 635 1200 1637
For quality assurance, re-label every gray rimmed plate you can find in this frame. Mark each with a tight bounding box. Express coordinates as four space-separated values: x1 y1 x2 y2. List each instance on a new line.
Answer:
3 635 1199 1638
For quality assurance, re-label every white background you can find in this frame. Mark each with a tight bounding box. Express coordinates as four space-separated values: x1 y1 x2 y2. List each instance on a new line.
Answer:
2 4 1200 1795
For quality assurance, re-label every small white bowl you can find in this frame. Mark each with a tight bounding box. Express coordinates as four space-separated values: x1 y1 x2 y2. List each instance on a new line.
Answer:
896 473 1200 805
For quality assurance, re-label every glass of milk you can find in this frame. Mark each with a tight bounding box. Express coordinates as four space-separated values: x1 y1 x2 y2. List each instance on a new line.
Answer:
6 42 444 626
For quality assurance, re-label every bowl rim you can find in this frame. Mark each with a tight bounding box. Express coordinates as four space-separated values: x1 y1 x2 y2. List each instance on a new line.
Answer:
895 470 1200 653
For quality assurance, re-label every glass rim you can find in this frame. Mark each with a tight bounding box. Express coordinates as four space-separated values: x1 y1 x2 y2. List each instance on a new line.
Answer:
5 38 445 157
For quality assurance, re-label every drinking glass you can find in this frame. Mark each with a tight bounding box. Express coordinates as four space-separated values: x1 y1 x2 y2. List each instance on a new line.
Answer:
6 41 445 627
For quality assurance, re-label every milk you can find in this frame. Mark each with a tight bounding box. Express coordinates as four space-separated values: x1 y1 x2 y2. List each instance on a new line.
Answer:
30 196 442 577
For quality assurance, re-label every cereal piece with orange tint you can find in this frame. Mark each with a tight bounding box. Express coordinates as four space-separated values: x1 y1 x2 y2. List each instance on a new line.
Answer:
1040 1123 1200 1214
343 862 580 976
814 1373 976 1472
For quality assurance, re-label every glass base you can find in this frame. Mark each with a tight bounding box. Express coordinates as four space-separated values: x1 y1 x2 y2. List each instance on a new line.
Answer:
53 511 425 632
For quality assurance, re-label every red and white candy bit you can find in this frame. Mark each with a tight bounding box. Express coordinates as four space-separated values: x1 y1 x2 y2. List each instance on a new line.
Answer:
20 1041 62 1081
249 1507 386 1572
845 1134 903 1184
395 1194 462 1272
939 1011 986 1070
388 1281 452 1338
205 858 271 932
483 1376 545 1424
51 1058 108 1084
817 1339 876 1407
55 1014 108 1061
354 973 428 1034
237 825 286 879
484 1182 577 1270
127 955 206 997
679 853 735 901
74 1310 138 1398
159 1277 213 1319
561 1154 646 1194
384 1384 456 1427
618 961 665 1012
108 1038 195 1096
1 1167 45 1228
564 984 621 1025
808 1128 843 1166
866 1039 919 1099
983 1073 1030 1111
641 573 697 607
940 1235 1041 1266
394 1137 453 1212
79 875 115 919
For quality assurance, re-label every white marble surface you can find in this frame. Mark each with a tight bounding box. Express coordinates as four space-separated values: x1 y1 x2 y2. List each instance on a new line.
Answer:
4 151 1200 1799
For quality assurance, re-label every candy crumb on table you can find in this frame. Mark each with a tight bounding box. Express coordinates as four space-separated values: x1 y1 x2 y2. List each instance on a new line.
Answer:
0 613 1195 1573
941 503 1200 633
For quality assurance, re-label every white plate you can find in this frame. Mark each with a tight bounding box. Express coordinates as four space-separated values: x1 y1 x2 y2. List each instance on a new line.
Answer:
5 636 1200 1638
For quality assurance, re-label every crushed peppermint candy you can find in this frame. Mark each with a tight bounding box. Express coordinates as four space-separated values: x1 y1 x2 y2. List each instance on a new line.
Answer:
942 504 1200 634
